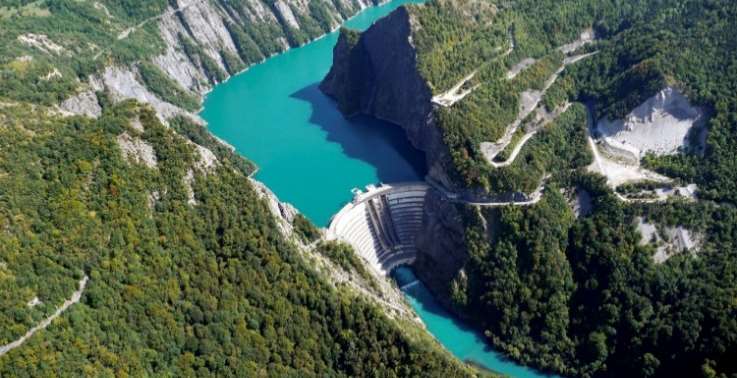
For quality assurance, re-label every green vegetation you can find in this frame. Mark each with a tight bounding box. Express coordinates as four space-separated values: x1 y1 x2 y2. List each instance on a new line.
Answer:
168 115 255 176
316 241 374 285
401 0 737 200
137 62 200 111
442 102 590 193
409 0 503 92
329 0 737 376
0 101 471 376
0 1 482 375
0 1 50 20
449 173 737 377
224 21 266 65
179 33 227 84
461 187 576 373
292 214 321 243
560 5 737 204
417 1 737 375
0 0 363 107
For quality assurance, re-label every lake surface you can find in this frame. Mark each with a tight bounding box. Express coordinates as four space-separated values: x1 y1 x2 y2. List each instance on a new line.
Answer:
201 0 427 227
200 2 556 377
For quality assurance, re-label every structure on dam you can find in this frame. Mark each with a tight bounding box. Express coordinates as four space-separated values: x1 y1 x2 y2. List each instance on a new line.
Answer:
327 183 430 276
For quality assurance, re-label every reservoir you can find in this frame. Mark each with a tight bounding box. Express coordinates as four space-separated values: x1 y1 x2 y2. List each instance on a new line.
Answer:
200 1 557 377
201 0 427 227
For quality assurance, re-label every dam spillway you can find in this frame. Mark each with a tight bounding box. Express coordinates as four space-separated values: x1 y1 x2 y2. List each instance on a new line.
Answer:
327 182 430 275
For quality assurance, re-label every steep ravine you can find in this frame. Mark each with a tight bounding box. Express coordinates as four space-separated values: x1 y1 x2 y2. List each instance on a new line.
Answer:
320 6 469 306
413 188 470 310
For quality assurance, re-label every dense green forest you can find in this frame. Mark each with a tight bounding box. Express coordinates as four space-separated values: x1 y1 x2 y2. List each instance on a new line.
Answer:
3 0 737 377
0 1 481 374
0 101 472 376
413 1 737 376
449 173 737 378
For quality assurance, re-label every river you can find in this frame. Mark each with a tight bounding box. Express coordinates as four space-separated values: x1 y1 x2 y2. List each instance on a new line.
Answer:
200 1 557 376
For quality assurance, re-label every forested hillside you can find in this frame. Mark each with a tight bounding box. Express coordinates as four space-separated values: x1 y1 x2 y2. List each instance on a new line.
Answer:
421 0 737 376
408 0 737 201
323 0 737 377
0 100 473 376
453 176 737 377
0 0 478 376
0 0 382 105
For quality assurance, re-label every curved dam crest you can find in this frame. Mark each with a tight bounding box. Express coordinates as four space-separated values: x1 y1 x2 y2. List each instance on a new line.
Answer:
327 183 429 275
200 1 557 377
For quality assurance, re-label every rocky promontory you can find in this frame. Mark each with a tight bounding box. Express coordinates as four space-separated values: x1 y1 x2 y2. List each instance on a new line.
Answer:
320 6 458 190
320 4 476 306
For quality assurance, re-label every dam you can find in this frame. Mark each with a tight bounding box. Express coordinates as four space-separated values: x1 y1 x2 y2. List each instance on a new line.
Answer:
327 183 430 275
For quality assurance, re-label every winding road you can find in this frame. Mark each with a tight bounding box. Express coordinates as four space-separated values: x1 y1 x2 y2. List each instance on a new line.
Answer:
431 33 515 108
94 0 200 60
0 276 89 357
427 176 547 207
481 51 598 166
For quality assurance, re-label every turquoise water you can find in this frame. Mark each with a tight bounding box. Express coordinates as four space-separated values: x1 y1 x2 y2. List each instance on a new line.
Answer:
201 0 427 227
394 267 560 378
201 2 556 377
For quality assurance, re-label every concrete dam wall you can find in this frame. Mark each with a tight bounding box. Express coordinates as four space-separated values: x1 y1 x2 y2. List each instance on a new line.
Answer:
327 183 430 276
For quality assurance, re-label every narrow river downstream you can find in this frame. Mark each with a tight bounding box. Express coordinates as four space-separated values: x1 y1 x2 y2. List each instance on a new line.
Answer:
201 1 557 376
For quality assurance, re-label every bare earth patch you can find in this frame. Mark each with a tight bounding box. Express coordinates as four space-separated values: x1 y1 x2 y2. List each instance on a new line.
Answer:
596 87 705 163
117 132 157 169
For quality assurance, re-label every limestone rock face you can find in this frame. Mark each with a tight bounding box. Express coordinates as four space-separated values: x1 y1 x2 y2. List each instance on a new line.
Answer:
60 90 101 118
155 9 211 94
97 66 184 121
320 7 457 190
117 132 158 169
61 0 387 122
250 179 299 238
147 0 381 96
273 1 301 30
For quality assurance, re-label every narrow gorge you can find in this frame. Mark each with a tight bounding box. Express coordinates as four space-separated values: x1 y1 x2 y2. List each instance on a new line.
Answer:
3 0 736 376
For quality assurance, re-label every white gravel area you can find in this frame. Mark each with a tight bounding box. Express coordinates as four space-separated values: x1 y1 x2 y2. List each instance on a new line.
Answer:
596 87 704 161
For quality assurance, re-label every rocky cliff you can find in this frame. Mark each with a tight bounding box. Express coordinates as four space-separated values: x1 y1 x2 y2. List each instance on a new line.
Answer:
153 0 383 94
413 189 469 309
319 5 468 312
320 5 471 307
61 0 385 123
320 7 458 190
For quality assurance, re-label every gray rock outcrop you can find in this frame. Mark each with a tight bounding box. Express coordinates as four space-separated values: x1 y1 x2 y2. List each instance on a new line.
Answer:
60 90 101 118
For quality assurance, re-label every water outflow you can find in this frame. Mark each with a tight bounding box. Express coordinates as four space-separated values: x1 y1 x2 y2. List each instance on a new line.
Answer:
393 267 561 378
